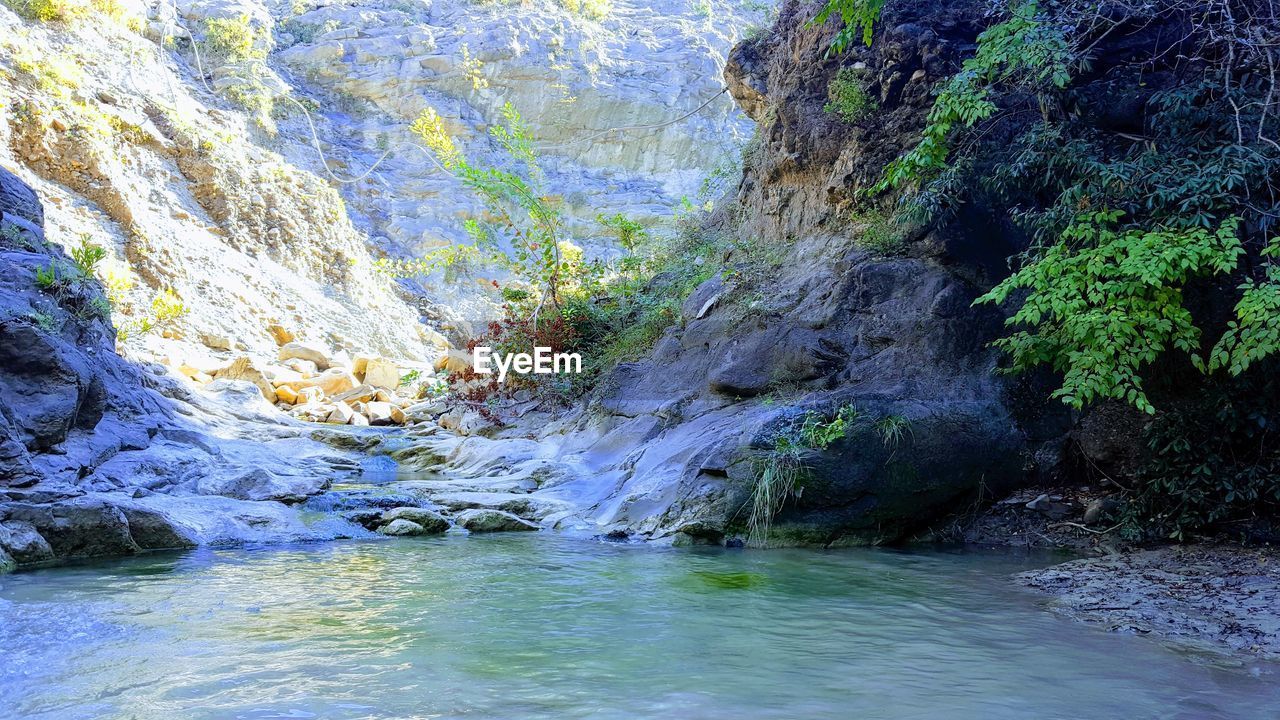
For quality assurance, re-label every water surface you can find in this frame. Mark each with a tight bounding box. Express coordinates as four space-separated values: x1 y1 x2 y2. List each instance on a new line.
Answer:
2 535 1277 719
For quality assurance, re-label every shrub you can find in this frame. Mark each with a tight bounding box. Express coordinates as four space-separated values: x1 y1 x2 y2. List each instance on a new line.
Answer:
824 67 875 123
1126 377 1280 540
69 235 106 278
202 15 267 63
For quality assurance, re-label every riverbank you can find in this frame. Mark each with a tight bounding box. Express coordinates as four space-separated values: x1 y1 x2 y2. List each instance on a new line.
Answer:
1020 545 1280 663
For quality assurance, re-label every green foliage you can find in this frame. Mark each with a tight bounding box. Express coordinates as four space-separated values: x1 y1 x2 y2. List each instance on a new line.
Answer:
1207 238 1280 377
811 0 885 54
874 1 1070 193
824 66 876 123
850 206 906 255
27 310 59 332
69 235 106 278
977 212 1242 414
597 212 649 254
1126 378 1280 540
411 103 572 305
117 288 186 343
202 15 267 63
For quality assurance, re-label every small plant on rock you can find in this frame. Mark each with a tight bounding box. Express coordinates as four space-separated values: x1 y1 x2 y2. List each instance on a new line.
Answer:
824 67 875 123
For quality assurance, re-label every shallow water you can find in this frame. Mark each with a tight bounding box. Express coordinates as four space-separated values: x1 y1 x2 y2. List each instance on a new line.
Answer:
2 535 1277 720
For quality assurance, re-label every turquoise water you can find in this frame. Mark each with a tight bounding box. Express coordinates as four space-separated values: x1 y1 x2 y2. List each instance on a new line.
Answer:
1 535 1277 719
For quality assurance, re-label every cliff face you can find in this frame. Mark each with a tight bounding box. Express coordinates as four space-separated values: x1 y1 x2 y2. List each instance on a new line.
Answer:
402 0 1076 545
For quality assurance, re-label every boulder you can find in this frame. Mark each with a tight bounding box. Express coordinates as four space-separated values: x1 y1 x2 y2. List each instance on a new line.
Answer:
196 467 328 503
283 358 318 375
200 333 233 351
379 518 426 536
380 506 449 533
216 357 277 403
275 384 299 405
454 508 539 533
350 413 370 426
365 401 405 426
0 519 55 564
327 401 356 424
333 384 378 404
363 357 402 390
118 504 198 550
279 368 358 397
278 341 332 370
0 498 140 559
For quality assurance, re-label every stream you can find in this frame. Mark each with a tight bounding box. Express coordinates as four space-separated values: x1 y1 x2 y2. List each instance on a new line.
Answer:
2 534 1278 719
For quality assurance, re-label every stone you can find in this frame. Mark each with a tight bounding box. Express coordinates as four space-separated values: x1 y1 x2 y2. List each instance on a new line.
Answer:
333 384 378 404
378 518 426 536
1 498 140 559
365 401 405 426
349 412 370 426
455 508 539 533
351 353 375 378
0 519 55 564
1084 497 1121 525
266 323 295 346
297 386 324 404
275 384 299 405
279 368 358 397
178 364 214 384
327 401 356 424
196 467 328 504
283 358 318 374
278 341 332 370
380 506 449 533
434 349 473 374
216 356 278 403
118 504 198 550
363 357 402 390
200 333 233 351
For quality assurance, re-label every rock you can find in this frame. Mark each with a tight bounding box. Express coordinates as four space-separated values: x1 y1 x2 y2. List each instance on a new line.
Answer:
365 401 405 426
380 506 449 533
200 333 233 351
1084 497 1121 525
378 518 426 536
349 412 370 426
216 356 278 403
275 384 299 405
0 547 13 573
280 368 359 397
283 358 318 374
454 508 539 533
0 498 140 559
196 468 328 504
363 357 402 390
0 519 55 564
351 353 374 378
297 386 324 404
327 401 356 424
434 349 473 374
118 504 198 550
404 399 447 421
278 341 332 370
266 323 295 346
333 384 378 404
1027 493 1071 520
